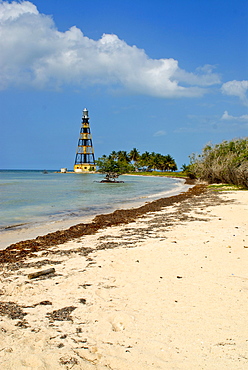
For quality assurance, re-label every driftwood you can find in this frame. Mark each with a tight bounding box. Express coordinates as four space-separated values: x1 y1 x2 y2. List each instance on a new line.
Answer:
28 267 55 279
100 180 124 183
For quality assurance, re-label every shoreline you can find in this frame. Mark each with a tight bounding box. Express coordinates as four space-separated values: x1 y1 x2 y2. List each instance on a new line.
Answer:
0 176 192 253
0 186 247 369
0 174 190 250
0 181 201 263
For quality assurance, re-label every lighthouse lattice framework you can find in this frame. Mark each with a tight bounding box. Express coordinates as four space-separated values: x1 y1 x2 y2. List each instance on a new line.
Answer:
74 108 96 173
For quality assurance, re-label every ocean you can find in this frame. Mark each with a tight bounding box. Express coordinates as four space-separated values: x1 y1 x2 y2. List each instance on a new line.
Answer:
0 170 189 240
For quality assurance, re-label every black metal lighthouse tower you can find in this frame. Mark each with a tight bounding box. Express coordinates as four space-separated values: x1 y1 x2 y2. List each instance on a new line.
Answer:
74 108 96 172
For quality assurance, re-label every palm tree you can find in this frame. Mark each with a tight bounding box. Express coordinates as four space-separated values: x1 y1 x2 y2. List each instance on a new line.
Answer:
117 150 130 163
129 148 140 163
108 151 118 160
163 154 177 171
137 151 151 170
148 152 158 170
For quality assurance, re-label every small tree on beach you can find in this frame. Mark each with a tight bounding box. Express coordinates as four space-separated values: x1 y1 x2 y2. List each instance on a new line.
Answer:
96 156 133 182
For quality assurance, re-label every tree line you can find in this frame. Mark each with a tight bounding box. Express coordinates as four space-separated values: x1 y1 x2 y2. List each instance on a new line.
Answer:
94 139 248 187
96 148 178 179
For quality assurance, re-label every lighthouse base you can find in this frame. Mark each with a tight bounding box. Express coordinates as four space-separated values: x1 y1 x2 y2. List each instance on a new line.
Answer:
74 164 96 173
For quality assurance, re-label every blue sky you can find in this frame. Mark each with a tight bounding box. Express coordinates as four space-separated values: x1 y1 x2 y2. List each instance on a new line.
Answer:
0 0 247 170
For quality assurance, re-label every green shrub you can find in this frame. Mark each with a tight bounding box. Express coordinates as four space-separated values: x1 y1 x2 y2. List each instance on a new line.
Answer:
189 138 248 188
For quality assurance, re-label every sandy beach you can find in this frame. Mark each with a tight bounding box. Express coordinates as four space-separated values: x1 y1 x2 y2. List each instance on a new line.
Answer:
0 186 247 369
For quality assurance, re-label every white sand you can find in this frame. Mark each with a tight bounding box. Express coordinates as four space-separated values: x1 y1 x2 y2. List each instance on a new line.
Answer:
0 190 247 369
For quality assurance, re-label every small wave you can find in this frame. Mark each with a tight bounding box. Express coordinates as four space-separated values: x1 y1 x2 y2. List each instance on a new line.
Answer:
0 222 29 231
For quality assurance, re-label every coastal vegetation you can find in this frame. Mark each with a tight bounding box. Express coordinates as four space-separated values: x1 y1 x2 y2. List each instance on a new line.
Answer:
96 139 248 187
96 149 178 181
187 138 248 189
96 155 132 182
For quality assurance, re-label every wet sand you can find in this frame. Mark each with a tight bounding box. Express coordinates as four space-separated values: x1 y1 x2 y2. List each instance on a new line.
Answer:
0 186 247 369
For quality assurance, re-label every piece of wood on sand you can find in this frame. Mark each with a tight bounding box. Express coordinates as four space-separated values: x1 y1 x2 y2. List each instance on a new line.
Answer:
28 268 55 279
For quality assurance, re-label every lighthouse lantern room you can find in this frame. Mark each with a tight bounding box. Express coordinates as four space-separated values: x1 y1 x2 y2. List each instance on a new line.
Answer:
74 108 96 173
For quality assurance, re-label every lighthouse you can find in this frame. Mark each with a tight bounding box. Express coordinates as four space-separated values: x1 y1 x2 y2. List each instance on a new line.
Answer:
74 108 96 173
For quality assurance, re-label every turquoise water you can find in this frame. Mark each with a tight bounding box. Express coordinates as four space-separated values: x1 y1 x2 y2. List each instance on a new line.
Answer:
0 170 187 230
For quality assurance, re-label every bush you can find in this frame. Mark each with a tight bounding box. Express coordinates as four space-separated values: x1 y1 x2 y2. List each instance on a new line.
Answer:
189 138 248 188
96 155 134 181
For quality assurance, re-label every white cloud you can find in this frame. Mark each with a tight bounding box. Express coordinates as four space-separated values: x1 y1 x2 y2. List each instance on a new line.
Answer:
221 80 248 105
153 130 166 137
0 1 221 97
221 110 248 121
0 0 38 20
175 64 220 87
